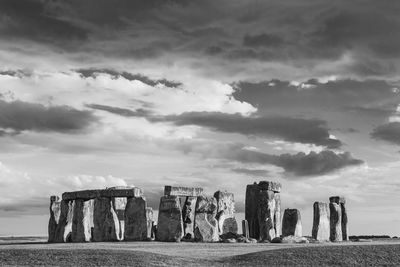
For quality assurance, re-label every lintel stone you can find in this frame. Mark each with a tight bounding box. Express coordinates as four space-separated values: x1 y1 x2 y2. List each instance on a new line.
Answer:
62 187 143 201
164 186 203 197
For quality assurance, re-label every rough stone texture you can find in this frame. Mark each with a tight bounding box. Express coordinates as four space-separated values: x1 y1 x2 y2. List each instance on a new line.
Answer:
194 196 219 242
124 197 148 241
71 199 94 242
329 202 343 242
312 202 330 241
339 198 349 241
146 207 154 239
164 186 203 197
282 209 302 237
93 197 121 241
48 196 61 243
273 193 281 237
112 197 127 240
258 190 276 241
182 196 197 238
214 191 238 235
245 183 260 239
156 195 184 242
63 200 75 242
242 220 249 239
62 187 143 201
258 181 281 193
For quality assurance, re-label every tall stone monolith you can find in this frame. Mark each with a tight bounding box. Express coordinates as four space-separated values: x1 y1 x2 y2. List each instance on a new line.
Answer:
282 209 302 237
242 220 249 239
258 189 276 241
71 199 94 242
329 201 342 242
182 196 197 238
156 195 184 242
112 197 127 241
274 193 281 237
146 207 154 239
214 191 238 235
93 197 121 241
312 202 330 241
48 196 61 243
124 196 147 241
194 195 219 242
340 198 348 241
245 183 260 238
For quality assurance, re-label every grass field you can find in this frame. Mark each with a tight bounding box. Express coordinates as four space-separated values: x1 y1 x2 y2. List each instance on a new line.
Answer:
1 239 400 266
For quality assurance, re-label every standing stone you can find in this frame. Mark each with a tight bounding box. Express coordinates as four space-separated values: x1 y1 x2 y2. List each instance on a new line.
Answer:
72 199 94 242
258 190 276 241
124 197 148 241
156 195 184 242
312 202 330 241
274 193 281 237
242 220 249 239
194 196 219 242
146 207 154 239
214 191 238 235
282 209 302 237
329 202 342 242
93 197 121 241
53 200 70 242
112 197 127 241
63 200 75 242
339 198 348 241
48 196 61 243
182 196 197 238
245 183 260 239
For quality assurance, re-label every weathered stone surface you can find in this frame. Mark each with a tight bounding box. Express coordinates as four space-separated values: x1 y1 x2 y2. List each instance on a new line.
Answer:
258 181 281 193
242 220 249 239
182 196 197 238
62 187 143 201
164 186 203 197
214 191 238 235
156 196 184 242
124 197 148 241
93 197 121 241
194 196 219 242
329 196 346 204
282 209 302 237
340 200 348 241
146 207 154 239
112 197 127 239
312 202 330 241
329 202 343 242
273 193 281 237
48 196 61 243
63 200 75 242
282 235 309 244
245 183 260 239
71 199 94 242
258 190 276 241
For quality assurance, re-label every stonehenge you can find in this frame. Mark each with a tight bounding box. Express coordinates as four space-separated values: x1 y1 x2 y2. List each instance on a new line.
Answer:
245 181 281 241
48 186 152 243
282 209 302 237
49 182 349 244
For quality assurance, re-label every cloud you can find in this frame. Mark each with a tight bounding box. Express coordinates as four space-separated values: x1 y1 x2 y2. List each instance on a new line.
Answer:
158 111 341 148
231 168 269 176
243 33 284 47
371 122 400 145
86 104 152 118
0 100 97 134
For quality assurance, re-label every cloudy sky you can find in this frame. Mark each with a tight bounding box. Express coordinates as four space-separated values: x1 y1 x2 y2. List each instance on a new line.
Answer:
0 0 400 236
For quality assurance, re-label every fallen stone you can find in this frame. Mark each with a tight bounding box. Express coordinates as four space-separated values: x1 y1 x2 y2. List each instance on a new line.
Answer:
194 195 219 242
214 191 238 235
164 186 203 197
258 190 276 241
246 238 258 243
93 197 121 241
71 199 94 242
48 196 61 243
220 232 240 240
282 235 309 244
271 237 283 243
223 238 237 243
182 196 197 238
124 197 148 241
329 202 343 242
312 202 330 241
156 195 184 242
282 209 302 237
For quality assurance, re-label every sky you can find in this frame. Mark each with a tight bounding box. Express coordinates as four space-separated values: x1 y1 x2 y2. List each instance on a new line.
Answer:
0 0 400 236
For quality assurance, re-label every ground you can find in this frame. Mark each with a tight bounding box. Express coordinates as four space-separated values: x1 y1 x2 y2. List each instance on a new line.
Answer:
1 238 400 266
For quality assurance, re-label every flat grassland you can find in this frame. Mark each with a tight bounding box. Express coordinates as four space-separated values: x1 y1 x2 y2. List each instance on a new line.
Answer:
1 238 400 266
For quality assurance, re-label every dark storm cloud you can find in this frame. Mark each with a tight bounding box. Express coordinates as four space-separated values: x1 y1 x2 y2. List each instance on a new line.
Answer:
243 33 284 47
75 69 182 88
158 112 341 148
221 145 362 176
0 0 88 42
86 104 152 118
0 100 97 134
0 69 32 78
371 122 400 145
